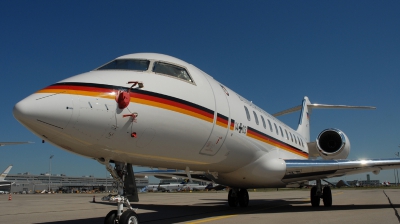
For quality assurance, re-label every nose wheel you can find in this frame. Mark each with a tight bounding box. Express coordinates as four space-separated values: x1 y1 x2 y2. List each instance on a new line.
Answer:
119 210 139 224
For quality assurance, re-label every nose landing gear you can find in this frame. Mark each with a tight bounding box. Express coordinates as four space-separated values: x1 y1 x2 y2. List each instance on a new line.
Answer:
98 160 140 224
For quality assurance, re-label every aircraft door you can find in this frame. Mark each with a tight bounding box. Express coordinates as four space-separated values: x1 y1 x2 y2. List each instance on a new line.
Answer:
199 80 231 156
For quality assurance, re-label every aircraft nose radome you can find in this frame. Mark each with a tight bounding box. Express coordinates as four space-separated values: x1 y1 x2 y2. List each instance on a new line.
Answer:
13 93 74 131
13 98 35 125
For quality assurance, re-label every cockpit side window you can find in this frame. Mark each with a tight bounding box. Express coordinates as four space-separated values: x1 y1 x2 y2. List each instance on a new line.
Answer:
153 62 193 83
97 59 150 71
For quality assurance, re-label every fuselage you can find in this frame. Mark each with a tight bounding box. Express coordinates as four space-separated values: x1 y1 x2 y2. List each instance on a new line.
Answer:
13 53 309 188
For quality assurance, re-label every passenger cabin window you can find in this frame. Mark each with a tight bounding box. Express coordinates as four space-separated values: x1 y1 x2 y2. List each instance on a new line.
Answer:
253 111 259 125
279 126 284 138
244 106 251 121
153 62 193 82
97 59 150 71
267 119 273 132
261 116 266 129
294 135 298 144
285 129 289 140
299 138 303 147
274 123 279 135
290 132 293 142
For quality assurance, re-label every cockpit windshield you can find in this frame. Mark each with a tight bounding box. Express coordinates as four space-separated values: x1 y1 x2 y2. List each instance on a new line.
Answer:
152 62 193 82
97 59 150 71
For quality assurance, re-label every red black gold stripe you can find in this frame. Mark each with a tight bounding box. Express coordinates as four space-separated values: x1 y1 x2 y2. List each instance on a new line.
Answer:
37 82 214 123
246 127 308 158
216 113 229 128
230 119 235 130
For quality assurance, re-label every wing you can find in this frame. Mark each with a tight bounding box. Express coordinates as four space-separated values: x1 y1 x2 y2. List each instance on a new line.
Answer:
283 158 400 184
135 169 212 182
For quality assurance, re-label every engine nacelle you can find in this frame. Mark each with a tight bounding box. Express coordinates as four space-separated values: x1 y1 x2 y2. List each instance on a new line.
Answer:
316 128 350 159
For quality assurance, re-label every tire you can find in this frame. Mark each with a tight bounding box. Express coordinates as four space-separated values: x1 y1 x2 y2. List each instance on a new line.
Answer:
228 189 238 207
323 186 332 207
104 210 118 224
310 186 320 207
119 210 139 224
238 189 249 207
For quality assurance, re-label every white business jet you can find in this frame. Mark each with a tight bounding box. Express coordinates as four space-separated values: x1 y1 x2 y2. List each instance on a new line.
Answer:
13 53 400 224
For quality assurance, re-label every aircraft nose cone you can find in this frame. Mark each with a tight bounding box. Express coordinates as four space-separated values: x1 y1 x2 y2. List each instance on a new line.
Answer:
13 93 74 131
13 97 36 126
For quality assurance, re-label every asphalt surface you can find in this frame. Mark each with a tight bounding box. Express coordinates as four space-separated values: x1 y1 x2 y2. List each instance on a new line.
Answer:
1 189 399 223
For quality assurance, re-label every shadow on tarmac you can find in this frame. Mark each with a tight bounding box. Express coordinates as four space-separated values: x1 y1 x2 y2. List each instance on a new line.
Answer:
34 197 400 224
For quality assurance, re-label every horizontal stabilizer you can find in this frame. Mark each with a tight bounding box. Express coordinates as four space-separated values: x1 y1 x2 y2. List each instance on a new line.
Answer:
273 104 375 117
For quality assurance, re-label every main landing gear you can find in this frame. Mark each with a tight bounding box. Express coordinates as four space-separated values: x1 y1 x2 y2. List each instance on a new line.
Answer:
228 188 249 207
99 160 140 224
310 179 332 207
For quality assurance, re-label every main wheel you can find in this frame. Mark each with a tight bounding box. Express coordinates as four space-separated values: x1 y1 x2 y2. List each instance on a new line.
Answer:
228 189 238 207
104 210 118 224
322 186 332 207
119 210 139 224
310 186 320 207
238 189 249 207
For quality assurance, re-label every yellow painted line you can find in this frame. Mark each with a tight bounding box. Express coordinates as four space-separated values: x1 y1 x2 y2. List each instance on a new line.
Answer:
186 204 285 224
186 215 237 224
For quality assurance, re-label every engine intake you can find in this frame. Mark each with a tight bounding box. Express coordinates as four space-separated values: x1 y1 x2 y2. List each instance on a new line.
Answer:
316 128 350 159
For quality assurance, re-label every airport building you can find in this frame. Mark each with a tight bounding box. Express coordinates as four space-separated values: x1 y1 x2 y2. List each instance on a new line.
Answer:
1 173 148 194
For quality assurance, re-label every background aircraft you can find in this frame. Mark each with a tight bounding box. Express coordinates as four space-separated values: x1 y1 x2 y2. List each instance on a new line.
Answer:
0 142 32 147
0 165 13 187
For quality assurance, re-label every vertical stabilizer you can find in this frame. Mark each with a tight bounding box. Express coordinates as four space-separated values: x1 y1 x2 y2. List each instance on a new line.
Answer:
0 165 12 181
296 97 311 142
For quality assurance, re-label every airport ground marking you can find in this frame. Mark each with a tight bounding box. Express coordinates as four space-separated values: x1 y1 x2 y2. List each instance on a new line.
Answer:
186 204 286 224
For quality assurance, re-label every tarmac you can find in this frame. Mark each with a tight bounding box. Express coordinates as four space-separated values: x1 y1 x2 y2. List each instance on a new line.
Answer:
1 188 400 224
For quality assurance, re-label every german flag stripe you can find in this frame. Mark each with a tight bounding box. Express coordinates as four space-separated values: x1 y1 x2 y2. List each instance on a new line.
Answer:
230 119 235 130
37 82 215 123
216 113 229 128
247 127 308 158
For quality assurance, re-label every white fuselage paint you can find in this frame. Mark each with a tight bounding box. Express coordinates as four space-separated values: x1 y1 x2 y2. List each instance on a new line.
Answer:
14 53 309 188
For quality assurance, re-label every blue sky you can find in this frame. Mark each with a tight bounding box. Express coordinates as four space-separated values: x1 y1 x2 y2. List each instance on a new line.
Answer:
1 1 399 183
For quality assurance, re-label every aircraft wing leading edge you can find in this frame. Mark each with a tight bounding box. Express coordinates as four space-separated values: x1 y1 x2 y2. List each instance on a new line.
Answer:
283 158 400 184
137 158 400 188
135 170 212 182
